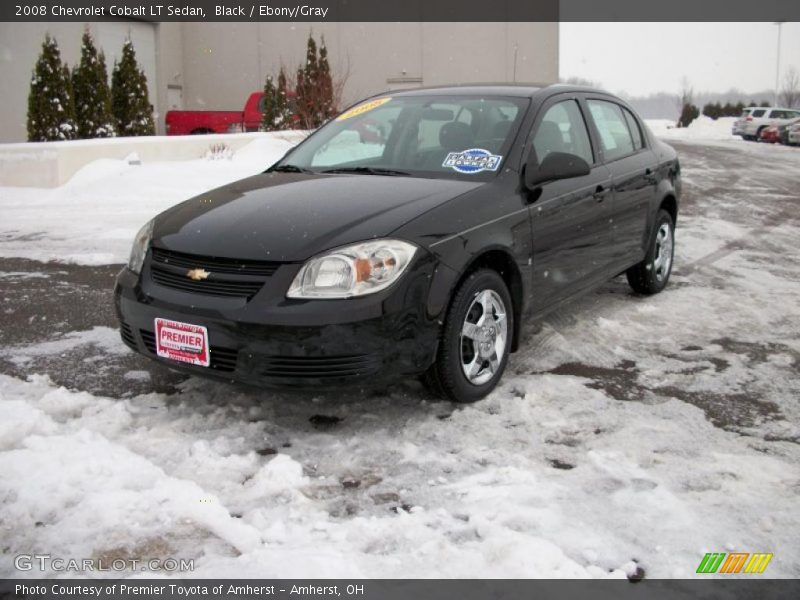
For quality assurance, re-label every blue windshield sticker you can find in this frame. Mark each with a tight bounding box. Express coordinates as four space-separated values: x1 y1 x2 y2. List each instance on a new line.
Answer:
443 148 503 174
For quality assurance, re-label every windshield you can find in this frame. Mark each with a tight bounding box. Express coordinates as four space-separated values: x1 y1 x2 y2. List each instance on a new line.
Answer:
276 95 529 180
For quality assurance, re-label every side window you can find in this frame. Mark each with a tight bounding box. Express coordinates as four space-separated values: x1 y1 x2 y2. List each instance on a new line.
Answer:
532 100 594 165
752 109 766 118
622 108 644 150
587 100 635 161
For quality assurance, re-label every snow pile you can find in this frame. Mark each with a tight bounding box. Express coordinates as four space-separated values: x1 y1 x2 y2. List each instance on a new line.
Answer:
646 116 739 142
0 132 307 265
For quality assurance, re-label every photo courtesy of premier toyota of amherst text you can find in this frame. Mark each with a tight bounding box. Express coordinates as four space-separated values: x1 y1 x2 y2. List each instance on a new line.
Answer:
0 1 799 598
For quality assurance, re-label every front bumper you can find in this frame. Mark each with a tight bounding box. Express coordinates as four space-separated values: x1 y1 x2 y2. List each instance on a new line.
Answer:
114 252 453 389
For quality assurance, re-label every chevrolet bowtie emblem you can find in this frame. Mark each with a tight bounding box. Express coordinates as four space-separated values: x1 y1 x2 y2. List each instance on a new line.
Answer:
186 268 211 281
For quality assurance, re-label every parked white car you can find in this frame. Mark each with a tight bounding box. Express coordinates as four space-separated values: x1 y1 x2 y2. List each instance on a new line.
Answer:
733 107 800 141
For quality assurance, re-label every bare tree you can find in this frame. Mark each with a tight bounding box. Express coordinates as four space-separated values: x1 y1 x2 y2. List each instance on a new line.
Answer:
676 76 693 112
331 54 351 114
780 67 800 108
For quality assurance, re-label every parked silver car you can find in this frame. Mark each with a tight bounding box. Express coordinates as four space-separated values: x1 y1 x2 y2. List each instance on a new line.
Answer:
733 107 800 141
788 120 800 146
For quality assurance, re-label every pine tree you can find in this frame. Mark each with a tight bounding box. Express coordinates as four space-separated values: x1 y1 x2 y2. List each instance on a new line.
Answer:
261 75 279 131
294 33 336 129
722 102 735 117
111 39 155 136
678 103 699 128
261 67 295 131
276 68 293 127
26 35 77 142
317 38 335 122
72 30 115 139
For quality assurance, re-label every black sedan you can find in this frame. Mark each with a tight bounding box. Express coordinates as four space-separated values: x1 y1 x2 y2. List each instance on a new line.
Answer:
115 85 681 403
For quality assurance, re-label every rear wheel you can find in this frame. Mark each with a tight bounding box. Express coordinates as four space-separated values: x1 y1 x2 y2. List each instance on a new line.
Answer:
626 209 675 295
424 269 513 403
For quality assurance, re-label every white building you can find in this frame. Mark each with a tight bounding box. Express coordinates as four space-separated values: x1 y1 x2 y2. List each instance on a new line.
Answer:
0 22 558 142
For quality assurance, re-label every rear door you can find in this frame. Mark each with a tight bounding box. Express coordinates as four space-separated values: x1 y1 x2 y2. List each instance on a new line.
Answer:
585 98 657 270
525 95 613 311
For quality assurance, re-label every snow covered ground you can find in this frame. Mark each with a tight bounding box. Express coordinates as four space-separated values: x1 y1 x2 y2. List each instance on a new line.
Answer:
1 135 799 579
0 132 307 265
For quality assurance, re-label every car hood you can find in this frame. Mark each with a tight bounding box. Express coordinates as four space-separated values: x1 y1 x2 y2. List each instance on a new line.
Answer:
152 172 482 262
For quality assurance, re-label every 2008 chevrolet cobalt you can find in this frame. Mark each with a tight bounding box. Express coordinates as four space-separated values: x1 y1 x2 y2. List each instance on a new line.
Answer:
115 85 681 402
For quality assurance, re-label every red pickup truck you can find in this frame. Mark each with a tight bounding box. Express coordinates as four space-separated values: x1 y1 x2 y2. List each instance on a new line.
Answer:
166 91 293 135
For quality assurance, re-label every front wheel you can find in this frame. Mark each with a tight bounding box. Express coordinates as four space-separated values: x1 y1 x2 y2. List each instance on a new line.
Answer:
626 209 675 295
424 269 513 403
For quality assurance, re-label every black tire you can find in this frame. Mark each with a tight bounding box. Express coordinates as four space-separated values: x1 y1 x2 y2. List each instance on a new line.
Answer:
424 269 514 403
755 126 766 142
626 209 675 295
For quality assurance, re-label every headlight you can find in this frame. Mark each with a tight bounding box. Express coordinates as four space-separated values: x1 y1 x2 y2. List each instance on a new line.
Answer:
287 239 418 299
127 220 154 274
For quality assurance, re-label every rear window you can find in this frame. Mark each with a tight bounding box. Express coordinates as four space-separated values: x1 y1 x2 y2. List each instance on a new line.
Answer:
752 109 766 118
622 108 644 150
740 109 752 117
587 99 636 161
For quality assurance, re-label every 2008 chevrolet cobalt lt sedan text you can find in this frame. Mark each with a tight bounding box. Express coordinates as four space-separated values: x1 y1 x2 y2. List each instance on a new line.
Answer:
115 85 681 402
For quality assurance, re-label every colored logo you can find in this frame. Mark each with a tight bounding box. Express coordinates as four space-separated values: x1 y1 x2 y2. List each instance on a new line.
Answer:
442 148 503 174
696 552 773 574
186 268 210 281
336 97 392 121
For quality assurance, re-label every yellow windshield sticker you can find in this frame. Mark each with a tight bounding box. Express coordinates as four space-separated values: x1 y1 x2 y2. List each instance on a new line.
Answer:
336 97 393 121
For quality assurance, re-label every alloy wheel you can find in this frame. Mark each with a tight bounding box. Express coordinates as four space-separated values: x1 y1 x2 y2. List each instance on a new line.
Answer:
653 222 673 282
460 289 509 385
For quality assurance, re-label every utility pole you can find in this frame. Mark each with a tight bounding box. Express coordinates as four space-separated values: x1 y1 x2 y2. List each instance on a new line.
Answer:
775 22 784 106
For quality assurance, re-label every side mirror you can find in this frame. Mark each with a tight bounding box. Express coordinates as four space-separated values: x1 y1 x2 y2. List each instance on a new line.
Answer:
525 151 591 189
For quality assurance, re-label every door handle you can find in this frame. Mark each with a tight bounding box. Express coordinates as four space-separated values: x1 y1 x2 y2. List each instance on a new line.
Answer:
593 185 610 202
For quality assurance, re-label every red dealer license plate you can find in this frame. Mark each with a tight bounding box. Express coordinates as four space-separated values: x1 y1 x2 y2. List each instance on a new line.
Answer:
154 318 210 367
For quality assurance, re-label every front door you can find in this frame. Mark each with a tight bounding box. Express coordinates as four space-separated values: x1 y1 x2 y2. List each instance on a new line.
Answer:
526 97 614 312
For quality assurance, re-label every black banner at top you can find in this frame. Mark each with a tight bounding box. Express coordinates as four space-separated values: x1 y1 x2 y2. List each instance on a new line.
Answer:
2 0 800 22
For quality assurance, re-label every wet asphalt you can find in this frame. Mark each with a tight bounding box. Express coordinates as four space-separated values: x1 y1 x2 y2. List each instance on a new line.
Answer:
1 141 799 437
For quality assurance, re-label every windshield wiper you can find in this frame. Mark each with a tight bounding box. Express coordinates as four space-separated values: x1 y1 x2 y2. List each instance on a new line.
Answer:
321 166 412 177
269 164 315 174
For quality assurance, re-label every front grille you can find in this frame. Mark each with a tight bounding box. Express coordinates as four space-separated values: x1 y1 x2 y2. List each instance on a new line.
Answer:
149 247 280 300
140 329 238 373
151 247 280 277
150 267 264 298
262 354 380 379
120 322 136 349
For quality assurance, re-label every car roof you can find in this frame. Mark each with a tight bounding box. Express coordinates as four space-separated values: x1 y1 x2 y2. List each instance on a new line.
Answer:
384 83 608 99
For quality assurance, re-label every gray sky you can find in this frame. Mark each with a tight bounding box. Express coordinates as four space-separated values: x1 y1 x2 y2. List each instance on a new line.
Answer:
560 22 800 97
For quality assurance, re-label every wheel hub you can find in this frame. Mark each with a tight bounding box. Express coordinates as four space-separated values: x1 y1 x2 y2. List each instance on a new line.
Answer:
460 289 508 386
